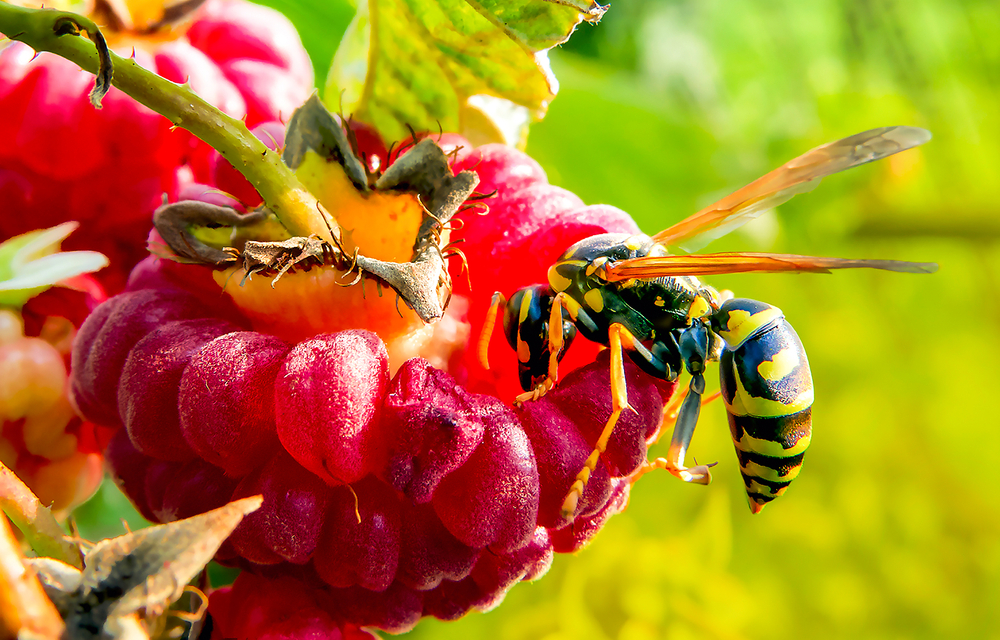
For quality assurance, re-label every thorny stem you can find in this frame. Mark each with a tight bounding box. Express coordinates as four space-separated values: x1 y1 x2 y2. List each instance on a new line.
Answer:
0 463 84 570
0 3 338 245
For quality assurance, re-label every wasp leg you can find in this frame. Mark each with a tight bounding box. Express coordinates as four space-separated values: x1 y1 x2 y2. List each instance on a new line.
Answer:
651 388 722 445
516 293 598 406
478 292 506 370
515 378 555 405
645 373 716 484
546 292 598 385
561 322 643 518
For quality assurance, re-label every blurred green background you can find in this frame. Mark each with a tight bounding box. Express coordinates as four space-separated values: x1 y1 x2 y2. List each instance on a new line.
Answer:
78 0 1000 637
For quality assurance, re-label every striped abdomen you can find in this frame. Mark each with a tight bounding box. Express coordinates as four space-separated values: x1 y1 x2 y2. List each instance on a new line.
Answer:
713 299 813 513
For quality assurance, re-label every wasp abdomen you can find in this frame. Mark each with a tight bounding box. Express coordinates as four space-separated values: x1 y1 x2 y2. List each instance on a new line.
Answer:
715 300 813 512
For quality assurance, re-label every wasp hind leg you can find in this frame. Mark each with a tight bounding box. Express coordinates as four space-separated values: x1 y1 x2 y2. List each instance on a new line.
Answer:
643 322 718 485
643 374 717 484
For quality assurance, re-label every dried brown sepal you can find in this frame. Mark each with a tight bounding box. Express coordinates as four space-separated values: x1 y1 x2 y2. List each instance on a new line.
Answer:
356 137 480 321
29 496 262 639
283 93 369 193
240 235 347 287
153 201 271 265
154 99 479 322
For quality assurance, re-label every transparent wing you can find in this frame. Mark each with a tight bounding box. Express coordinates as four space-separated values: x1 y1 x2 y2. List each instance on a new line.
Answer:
602 252 938 281
653 126 932 252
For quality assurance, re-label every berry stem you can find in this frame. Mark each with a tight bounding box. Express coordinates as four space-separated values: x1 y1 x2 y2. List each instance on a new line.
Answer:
0 4 338 245
0 462 84 570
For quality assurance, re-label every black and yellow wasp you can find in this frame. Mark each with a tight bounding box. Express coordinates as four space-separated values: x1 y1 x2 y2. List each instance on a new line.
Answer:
480 127 937 515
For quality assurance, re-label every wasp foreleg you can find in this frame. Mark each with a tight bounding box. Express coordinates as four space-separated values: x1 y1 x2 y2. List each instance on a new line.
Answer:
546 292 597 385
478 292 507 370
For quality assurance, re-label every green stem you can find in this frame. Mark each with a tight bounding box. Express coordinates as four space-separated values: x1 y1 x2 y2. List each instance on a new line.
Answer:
0 3 337 245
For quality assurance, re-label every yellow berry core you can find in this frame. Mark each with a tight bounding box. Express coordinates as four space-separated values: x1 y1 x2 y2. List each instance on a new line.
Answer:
216 156 469 372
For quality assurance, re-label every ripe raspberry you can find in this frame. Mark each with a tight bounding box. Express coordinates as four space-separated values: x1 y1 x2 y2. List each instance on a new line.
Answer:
0 0 312 291
208 573 378 640
71 134 675 632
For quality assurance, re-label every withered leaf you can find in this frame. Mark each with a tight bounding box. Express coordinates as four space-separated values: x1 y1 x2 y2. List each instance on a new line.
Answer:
33 496 262 639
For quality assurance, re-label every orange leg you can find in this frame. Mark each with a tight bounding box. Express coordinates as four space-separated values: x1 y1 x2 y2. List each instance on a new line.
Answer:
478 292 506 370
561 322 635 518
515 292 588 407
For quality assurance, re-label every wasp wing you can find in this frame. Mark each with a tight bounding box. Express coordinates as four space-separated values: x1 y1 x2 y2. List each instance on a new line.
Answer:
602 253 938 281
653 126 932 252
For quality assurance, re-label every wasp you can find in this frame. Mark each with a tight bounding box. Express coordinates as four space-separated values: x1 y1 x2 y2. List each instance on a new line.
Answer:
479 127 938 516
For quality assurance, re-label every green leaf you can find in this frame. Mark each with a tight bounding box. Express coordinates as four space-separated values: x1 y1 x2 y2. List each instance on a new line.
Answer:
325 0 606 146
0 222 108 307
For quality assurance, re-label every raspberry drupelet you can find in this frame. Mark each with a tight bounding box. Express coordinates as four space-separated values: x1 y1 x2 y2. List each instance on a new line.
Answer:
69 129 676 634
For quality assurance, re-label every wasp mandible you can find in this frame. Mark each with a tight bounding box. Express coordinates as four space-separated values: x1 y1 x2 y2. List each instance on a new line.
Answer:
479 127 938 516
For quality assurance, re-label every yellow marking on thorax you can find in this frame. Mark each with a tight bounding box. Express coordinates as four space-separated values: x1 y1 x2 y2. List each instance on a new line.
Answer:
741 460 803 483
718 307 783 348
584 288 605 313
518 289 534 324
725 371 813 418
624 235 645 251
687 296 711 321
548 261 584 292
757 347 800 382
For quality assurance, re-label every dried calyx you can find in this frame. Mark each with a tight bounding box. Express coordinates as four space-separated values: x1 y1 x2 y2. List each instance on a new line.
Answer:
153 96 480 323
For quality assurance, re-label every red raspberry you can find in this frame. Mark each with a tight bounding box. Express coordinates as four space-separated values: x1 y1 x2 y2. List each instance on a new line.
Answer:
0 0 312 292
72 136 674 633
208 573 378 640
